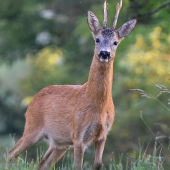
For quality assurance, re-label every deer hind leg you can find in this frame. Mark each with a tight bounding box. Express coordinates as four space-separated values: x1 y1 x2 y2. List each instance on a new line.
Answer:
38 146 69 170
8 128 43 162
8 138 23 159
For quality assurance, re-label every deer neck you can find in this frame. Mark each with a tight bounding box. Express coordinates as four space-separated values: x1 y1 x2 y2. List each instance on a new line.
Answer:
86 55 114 112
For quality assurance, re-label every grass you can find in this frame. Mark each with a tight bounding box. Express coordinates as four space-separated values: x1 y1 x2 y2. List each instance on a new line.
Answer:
130 84 170 113
109 140 164 170
0 139 165 170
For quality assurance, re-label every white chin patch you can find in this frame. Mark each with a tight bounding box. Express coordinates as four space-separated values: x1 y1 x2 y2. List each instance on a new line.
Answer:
100 58 109 62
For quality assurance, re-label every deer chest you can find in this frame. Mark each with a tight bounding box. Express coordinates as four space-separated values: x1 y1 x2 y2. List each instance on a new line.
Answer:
82 116 113 144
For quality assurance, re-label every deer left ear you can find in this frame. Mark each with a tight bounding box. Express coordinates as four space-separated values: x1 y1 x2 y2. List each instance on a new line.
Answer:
117 19 137 38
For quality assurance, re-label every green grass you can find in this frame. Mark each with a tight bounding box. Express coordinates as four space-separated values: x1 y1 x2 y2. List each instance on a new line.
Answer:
0 140 164 170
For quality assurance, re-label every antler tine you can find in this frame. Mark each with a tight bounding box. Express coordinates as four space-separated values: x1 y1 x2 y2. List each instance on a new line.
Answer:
112 0 122 30
103 0 108 29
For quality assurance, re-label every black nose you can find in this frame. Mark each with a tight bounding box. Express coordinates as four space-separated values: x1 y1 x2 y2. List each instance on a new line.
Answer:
98 51 110 59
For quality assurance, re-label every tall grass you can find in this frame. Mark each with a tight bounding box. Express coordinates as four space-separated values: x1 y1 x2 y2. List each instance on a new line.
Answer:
110 141 164 170
0 139 164 170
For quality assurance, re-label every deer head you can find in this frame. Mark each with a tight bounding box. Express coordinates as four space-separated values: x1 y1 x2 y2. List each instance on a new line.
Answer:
87 0 137 62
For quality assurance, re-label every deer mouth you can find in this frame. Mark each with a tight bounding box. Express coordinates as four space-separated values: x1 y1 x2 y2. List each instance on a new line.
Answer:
99 57 109 62
98 51 111 62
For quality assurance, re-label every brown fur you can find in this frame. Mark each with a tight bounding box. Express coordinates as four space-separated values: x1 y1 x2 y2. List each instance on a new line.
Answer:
8 3 136 170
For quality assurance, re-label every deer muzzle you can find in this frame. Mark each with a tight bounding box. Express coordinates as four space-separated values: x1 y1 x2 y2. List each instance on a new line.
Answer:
98 51 111 62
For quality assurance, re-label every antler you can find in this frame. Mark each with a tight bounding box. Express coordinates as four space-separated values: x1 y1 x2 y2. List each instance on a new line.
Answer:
103 0 108 29
112 0 122 30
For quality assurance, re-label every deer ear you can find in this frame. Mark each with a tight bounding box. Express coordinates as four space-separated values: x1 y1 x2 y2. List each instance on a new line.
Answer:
87 11 102 34
117 19 137 38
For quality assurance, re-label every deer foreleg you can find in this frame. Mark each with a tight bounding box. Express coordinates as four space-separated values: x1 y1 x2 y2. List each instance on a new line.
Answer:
93 137 106 170
74 142 85 170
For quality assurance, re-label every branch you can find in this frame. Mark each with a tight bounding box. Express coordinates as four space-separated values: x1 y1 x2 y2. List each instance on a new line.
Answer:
139 2 170 17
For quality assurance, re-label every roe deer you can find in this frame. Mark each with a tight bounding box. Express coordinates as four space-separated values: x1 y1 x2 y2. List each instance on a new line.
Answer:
8 0 136 169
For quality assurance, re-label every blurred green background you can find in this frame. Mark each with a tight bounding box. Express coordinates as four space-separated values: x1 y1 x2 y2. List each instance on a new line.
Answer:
0 0 170 168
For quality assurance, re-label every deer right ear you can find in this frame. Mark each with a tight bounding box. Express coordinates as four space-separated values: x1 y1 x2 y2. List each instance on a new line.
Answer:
87 11 102 35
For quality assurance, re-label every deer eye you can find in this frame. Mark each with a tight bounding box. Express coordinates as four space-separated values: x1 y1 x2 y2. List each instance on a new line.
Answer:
113 41 118 46
96 38 100 43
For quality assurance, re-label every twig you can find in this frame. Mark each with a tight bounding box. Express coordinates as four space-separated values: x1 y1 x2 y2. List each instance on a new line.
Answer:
138 2 170 17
